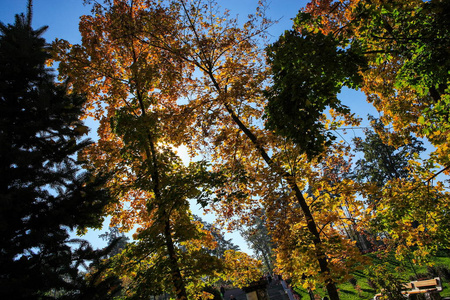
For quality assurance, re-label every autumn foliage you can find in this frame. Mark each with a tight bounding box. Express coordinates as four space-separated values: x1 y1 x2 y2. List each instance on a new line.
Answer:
48 0 450 299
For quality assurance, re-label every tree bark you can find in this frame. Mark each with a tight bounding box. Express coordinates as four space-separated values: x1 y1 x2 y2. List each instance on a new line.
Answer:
165 219 188 300
130 33 189 299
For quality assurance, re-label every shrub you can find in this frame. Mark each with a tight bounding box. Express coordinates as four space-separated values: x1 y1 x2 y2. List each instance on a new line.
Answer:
367 279 377 290
366 265 406 300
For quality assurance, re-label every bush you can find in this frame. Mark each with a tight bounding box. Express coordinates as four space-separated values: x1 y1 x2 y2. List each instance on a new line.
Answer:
367 279 377 290
366 265 406 300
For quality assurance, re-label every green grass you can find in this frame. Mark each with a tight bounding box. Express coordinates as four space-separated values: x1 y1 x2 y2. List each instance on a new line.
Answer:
293 251 450 300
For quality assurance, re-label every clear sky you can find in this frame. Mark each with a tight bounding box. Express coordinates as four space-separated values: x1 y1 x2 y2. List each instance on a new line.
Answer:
0 0 307 44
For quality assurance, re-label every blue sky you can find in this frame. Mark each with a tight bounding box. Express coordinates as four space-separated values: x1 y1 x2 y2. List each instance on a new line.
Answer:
0 0 378 254
0 0 306 44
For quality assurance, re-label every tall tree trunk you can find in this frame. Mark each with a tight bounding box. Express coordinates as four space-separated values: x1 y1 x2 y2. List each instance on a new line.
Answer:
131 34 189 299
165 219 188 300
288 178 339 300
258 246 272 273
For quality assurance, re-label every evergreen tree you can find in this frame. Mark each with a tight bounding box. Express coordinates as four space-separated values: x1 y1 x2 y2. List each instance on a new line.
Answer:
352 118 426 186
0 6 116 299
98 227 129 258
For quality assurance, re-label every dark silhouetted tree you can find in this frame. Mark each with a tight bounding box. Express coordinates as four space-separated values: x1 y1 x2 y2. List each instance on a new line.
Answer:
0 5 117 299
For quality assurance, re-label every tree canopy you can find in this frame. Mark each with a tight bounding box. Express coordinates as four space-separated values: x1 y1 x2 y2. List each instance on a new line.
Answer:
266 0 450 268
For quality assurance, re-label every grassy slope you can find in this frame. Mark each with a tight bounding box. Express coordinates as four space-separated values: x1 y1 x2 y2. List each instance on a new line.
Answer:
293 252 450 300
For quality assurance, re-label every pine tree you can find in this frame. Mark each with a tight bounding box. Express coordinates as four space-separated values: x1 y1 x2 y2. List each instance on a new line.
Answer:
0 6 116 299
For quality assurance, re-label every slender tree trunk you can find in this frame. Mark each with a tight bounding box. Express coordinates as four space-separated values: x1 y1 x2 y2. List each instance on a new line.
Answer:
258 247 272 272
130 33 188 299
164 219 188 300
289 179 340 300
140 114 188 300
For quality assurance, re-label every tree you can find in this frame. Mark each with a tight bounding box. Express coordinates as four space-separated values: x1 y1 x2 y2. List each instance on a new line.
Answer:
54 1 377 299
299 0 450 166
240 213 275 273
0 4 117 299
195 216 240 259
352 118 426 187
99 226 130 257
263 8 368 296
221 250 263 289
277 0 450 264
264 143 367 291
347 120 426 252
54 1 227 298
352 122 450 262
264 28 363 160
107 213 223 299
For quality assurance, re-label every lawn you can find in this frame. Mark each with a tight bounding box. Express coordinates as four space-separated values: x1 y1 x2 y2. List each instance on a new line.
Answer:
293 251 450 300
